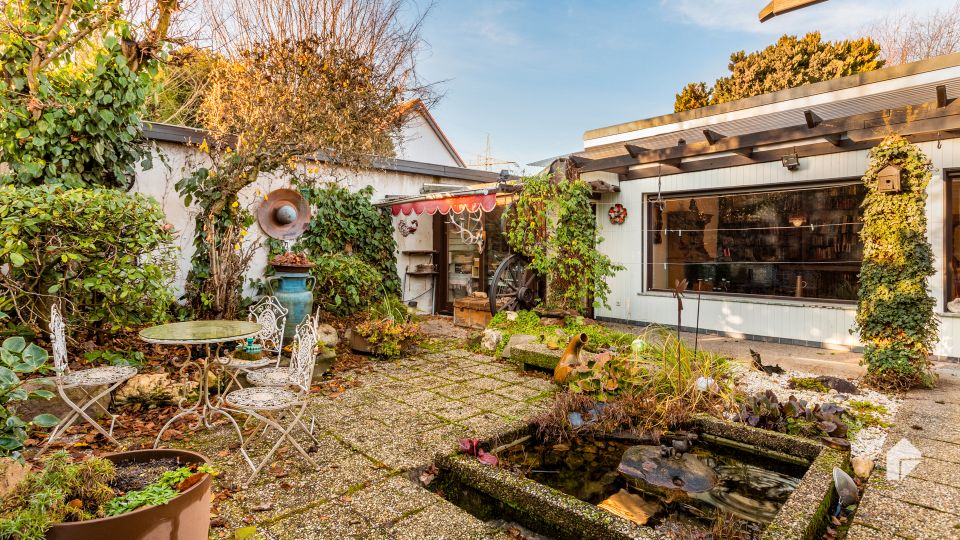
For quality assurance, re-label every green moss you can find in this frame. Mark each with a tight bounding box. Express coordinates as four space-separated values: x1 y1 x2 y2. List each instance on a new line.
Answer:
789 377 829 392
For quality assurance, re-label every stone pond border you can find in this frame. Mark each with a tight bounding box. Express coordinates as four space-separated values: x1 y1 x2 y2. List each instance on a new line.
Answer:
434 416 847 540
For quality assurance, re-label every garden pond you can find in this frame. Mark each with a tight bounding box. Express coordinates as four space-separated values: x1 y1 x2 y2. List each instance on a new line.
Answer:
432 424 833 540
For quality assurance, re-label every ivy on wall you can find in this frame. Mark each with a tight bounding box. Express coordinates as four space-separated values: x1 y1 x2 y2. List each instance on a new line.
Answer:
269 182 400 299
505 166 623 314
854 135 938 389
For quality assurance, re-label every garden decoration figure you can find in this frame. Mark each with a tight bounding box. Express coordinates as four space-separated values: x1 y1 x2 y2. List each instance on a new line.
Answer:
223 319 320 486
554 333 588 385
38 305 137 455
218 296 287 394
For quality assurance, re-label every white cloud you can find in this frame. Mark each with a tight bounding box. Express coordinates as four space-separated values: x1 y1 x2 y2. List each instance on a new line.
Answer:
465 1 523 46
661 0 950 39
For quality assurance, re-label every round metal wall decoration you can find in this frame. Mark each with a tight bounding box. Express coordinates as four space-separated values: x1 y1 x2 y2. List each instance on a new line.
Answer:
608 203 628 225
257 188 311 240
398 219 418 237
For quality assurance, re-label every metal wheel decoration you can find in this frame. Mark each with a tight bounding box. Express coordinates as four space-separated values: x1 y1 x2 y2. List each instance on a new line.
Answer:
489 254 543 315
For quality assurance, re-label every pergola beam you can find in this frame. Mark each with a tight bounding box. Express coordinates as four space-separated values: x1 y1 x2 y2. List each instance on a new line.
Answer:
579 97 960 174
625 144 646 158
703 129 725 145
759 0 827 22
623 128 960 181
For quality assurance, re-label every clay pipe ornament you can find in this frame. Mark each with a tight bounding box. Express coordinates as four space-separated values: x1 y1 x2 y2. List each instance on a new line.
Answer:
554 332 589 385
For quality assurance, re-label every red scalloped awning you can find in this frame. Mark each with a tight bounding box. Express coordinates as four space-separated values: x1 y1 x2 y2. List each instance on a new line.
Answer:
391 193 497 216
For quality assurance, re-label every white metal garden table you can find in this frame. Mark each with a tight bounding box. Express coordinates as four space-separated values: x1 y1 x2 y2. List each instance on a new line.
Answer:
139 320 261 448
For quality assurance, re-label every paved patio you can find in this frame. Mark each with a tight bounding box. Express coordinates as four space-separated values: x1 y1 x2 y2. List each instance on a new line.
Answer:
157 348 554 539
848 363 960 539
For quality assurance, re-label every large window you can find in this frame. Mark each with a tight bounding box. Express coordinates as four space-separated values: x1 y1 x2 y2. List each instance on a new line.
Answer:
647 183 866 301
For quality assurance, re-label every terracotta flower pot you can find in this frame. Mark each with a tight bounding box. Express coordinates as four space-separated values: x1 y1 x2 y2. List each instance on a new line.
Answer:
348 327 375 354
45 449 212 540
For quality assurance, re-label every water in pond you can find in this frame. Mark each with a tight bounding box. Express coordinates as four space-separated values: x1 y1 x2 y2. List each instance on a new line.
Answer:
497 436 806 539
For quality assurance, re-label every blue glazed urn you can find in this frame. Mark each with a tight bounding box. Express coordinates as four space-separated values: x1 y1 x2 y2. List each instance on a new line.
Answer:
266 271 316 342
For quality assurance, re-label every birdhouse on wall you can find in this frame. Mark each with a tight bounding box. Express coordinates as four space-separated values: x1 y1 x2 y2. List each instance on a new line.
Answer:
877 165 902 193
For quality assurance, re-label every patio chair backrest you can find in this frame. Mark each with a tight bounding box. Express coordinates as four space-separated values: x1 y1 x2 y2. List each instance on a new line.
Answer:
289 316 317 393
248 296 287 357
49 304 69 375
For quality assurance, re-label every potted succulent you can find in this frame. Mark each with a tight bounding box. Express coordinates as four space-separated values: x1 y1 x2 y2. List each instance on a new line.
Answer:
1 449 214 540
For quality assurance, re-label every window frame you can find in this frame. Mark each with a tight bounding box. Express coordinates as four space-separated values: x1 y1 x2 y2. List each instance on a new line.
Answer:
644 178 865 304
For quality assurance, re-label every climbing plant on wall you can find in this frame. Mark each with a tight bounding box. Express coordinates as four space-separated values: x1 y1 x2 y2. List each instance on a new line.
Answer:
268 183 400 300
506 165 623 314
855 135 938 389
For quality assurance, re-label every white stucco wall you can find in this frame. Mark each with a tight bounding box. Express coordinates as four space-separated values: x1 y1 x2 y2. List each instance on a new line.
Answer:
589 138 960 358
131 141 474 315
395 113 462 167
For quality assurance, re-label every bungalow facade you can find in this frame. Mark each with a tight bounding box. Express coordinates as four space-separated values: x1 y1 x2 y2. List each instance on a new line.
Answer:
133 100 505 315
574 53 960 359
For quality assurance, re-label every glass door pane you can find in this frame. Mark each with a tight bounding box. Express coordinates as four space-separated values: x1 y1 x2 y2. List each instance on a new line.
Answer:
446 217 481 304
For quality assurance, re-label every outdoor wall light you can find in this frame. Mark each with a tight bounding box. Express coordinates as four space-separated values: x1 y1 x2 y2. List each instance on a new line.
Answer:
781 152 800 171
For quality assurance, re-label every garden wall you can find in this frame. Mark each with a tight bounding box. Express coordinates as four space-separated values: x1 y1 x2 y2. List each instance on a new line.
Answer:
130 140 477 314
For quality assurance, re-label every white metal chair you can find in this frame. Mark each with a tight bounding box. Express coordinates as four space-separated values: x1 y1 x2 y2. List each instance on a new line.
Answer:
39 305 137 453
223 319 318 486
218 296 287 393
246 312 319 388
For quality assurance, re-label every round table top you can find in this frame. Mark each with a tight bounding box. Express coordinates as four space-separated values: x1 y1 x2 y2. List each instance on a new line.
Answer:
139 320 262 345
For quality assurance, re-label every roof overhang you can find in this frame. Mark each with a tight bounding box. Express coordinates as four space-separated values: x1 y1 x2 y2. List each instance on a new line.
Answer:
141 121 503 184
579 53 960 180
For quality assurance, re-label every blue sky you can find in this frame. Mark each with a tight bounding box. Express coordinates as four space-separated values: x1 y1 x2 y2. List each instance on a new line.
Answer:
414 0 950 173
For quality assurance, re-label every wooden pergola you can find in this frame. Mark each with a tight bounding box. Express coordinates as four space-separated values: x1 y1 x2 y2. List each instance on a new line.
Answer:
575 87 960 181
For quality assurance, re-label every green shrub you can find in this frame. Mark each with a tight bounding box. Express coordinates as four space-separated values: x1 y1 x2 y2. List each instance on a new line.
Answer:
0 452 116 540
0 4 155 189
309 253 381 316
855 136 938 389
0 185 176 335
294 184 400 295
505 171 623 313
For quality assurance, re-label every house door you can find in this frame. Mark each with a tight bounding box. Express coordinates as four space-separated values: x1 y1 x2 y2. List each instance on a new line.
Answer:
434 206 511 314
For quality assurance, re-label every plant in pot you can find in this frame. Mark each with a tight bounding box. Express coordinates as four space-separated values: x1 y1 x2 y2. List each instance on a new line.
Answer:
267 251 317 342
351 296 420 359
0 449 215 540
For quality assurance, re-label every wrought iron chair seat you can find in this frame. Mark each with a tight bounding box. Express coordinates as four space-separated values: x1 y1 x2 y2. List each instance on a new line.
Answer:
219 296 288 396
59 366 137 388
225 386 299 411
217 357 274 371
245 366 292 387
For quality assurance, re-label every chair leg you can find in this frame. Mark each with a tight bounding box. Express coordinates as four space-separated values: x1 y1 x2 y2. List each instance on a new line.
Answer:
240 404 316 487
42 381 126 453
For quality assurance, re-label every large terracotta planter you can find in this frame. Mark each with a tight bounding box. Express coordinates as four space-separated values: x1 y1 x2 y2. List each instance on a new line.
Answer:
45 449 212 540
